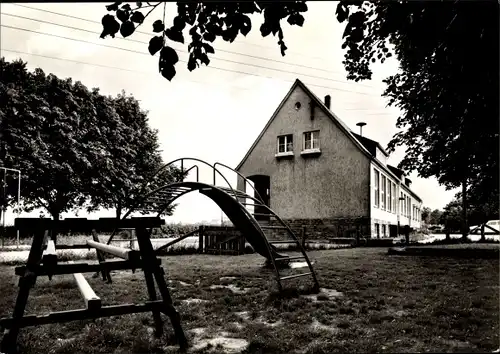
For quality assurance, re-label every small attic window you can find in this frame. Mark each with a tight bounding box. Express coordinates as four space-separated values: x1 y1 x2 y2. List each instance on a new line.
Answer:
294 102 301 110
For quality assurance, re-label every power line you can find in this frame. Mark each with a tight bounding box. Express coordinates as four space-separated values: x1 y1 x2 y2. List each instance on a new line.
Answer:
1 12 376 91
0 24 379 97
0 48 252 91
2 48 388 111
10 3 339 66
7 3 375 88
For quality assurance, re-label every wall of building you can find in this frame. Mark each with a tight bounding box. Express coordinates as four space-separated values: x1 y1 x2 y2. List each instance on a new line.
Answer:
237 84 371 223
265 217 371 240
370 163 399 237
370 162 422 237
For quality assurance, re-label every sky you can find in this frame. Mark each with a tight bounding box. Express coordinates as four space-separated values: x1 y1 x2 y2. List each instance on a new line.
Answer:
0 2 459 225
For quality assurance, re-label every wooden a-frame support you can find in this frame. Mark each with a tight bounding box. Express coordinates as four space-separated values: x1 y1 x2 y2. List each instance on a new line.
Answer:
0 217 188 354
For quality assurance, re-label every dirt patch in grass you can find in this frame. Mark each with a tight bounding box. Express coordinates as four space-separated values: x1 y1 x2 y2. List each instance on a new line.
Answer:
0 248 498 353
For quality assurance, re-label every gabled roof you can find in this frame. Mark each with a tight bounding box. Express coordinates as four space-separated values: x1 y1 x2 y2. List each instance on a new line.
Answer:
234 78 422 202
351 133 389 157
235 79 376 171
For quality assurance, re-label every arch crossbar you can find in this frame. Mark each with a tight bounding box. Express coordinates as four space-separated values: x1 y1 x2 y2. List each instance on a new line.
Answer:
106 158 237 245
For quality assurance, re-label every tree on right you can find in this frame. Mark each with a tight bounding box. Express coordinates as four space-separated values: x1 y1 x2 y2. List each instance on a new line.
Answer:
337 0 499 238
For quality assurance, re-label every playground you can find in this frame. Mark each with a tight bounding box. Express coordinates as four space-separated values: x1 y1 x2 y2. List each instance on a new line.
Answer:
0 247 498 353
0 158 498 353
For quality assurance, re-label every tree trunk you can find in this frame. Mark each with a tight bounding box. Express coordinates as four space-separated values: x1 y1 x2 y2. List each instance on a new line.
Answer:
115 200 122 220
461 180 468 240
51 210 60 245
480 222 486 242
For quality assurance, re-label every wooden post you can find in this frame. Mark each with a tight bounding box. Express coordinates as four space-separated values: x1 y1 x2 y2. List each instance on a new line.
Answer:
86 240 139 262
198 226 204 254
68 261 102 310
92 230 112 283
135 227 187 351
1 229 48 354
42 240 58 280
301 225 306 248
480 223 486 241
239 234 245 255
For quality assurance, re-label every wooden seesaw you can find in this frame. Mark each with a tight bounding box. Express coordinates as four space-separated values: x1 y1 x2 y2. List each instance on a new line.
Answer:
0 217 188 354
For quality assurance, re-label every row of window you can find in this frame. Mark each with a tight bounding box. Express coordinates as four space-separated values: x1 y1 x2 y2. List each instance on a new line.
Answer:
412 205 420 221
373 169 397 213
374 223 388 237
277 131 320 154
374 168 421 221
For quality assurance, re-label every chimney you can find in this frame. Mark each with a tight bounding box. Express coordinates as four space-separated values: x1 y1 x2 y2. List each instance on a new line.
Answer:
324 95 331 109
356 122 367 137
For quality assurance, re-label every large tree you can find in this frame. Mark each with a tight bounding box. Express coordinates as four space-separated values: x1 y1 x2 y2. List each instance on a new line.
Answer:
86 90 184 219
420 207 431 225
0 58 183 236
0 58 98 222
336 1 498 239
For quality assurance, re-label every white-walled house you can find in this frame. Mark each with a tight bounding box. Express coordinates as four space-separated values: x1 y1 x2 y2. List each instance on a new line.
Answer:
235 79 423 239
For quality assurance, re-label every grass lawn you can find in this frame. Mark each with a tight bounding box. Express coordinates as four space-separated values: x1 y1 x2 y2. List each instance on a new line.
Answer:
0 248 498 353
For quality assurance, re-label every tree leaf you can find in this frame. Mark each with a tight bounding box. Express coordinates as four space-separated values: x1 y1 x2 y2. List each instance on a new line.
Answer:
121 3 131 11
136 2 142 8
202 42 215 54
165 28 185 44
287 13 304 27
295 1 308 12
187 56 197 71
160 46 179 65
116 9 129 22
158 60 176 81
203 32 216 42
279 41 288 56
100 14 120 38
120 20 135 37
152 20 164 33
200 53 210 66
260 23 271 37
130 11 145 24
336 4 349 23
148 35 163 55
173 16 186 31
106 2 122 11
239 14 252 36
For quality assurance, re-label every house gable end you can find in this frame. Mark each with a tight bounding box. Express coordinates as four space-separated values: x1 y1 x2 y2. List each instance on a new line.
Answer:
235 79 302 171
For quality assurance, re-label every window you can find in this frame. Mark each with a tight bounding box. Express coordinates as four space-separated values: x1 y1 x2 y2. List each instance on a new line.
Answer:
400 192 404 215
374 170 380 208
381 176 386 210
392 183 396 213
277 134 293 154
382 224 386 237
387 180 392 212
375 223 380 238
303 130 320 151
